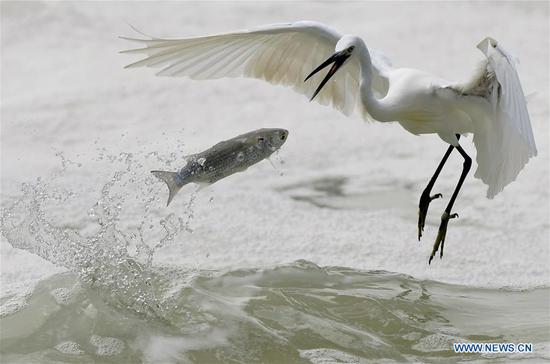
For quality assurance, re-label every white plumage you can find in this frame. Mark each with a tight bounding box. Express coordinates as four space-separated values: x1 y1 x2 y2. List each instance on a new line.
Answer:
469 38 537 198
122 21 536 200
121 21 391 118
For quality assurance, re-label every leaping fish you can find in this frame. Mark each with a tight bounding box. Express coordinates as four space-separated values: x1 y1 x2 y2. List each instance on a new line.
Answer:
152 128 289 206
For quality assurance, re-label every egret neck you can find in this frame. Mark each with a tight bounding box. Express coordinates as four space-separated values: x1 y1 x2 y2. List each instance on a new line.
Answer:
356 40 396 122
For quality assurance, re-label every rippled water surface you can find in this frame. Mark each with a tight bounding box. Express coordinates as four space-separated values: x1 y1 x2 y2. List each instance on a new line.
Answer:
1 147 549 363
1 263 549 363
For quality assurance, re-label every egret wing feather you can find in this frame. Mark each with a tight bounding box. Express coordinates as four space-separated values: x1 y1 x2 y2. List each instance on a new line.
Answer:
451 37 537 198
122 21 389 118
490 44 534 149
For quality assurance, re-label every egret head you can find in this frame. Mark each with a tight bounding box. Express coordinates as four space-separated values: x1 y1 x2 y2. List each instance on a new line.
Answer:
304 36 359 101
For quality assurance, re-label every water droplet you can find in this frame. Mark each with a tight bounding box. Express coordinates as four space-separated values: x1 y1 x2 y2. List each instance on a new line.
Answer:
28 221 39 234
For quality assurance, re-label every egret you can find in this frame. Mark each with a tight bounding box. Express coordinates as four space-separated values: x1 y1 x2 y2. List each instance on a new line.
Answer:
122 21 537 263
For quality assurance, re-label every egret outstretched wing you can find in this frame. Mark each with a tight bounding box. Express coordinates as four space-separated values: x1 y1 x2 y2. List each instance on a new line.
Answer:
452 37 537 198
121 21 391 118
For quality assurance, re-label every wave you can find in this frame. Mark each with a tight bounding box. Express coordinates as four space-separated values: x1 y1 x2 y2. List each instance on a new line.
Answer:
1 261 549 363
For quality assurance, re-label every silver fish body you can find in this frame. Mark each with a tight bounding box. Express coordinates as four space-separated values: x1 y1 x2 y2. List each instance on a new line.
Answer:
152 128 288 206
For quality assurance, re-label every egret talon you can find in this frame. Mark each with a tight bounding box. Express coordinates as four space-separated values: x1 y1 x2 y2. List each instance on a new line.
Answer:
440 212 458 257
429 212 457 264
418 191 442 241
430 193 443 201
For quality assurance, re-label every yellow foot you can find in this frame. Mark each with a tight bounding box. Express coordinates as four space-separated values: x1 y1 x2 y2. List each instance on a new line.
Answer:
429 212 459 264
417 192 442 241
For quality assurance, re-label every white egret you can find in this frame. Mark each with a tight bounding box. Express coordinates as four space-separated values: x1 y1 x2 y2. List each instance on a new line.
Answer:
122 21 537 263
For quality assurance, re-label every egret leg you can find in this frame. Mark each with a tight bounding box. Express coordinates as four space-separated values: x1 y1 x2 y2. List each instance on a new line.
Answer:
429 142 471 264
417 143 455 241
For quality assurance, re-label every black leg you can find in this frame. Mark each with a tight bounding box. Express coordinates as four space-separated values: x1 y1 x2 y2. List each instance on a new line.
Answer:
418 143 455 241
429 142 472 264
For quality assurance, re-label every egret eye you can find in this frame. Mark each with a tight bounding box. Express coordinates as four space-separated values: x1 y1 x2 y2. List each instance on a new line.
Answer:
348 46 355 52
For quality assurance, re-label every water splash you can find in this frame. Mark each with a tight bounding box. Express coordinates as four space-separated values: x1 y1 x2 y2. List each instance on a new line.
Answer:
267 150 285 177
0 148 194 318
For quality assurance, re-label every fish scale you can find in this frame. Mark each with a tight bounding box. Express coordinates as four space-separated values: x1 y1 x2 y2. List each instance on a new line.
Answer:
151 128 288 206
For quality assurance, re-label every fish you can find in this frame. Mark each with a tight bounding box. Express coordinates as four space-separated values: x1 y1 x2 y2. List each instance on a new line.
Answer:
152 128 289 206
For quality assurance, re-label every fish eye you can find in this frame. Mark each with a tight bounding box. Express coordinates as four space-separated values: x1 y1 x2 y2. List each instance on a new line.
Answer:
257 137 265 142
280 134 286 140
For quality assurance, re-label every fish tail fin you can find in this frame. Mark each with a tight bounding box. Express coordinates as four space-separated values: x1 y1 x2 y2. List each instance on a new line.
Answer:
151 170 188 206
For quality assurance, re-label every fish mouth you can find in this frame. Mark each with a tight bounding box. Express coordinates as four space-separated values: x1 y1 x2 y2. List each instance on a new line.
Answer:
304 50 350 102
280 129 289 141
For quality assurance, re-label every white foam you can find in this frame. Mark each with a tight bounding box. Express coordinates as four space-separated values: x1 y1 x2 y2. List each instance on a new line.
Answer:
299 348 368 364
50 284 79 305
90 335 125 356
55 341 84 355
139 329 229 363
412 333 462 352
0 291 31 318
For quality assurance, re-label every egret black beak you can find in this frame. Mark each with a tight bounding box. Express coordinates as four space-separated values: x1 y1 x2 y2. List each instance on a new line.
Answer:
304 50 350 101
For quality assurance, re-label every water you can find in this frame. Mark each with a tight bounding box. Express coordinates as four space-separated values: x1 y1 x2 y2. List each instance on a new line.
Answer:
1 153 549 363
1 263 548 363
